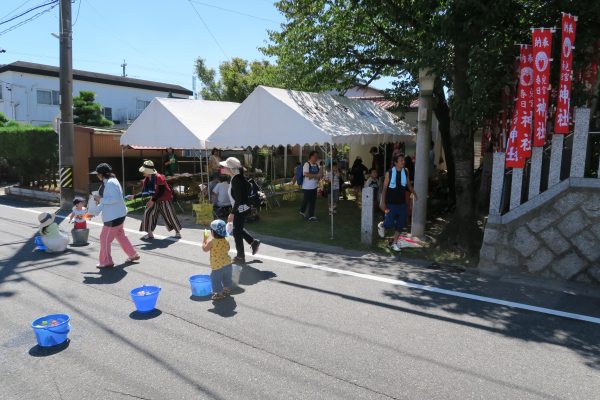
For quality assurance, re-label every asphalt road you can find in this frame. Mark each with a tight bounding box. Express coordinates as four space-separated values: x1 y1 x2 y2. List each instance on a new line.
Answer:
1 197 599 400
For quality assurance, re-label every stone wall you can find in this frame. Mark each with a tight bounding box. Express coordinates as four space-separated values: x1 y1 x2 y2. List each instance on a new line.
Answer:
479 178 600 285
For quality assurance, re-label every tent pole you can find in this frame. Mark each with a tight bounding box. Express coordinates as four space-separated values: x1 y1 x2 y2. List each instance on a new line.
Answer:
121 146 125 190
329 140 334 240
199 149 204 202
205 149 210 202
284 146 288 179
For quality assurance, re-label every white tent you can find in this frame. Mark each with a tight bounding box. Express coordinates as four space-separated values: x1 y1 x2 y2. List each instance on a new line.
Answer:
205 86 415 239
206 85 413 148
121 98 239 149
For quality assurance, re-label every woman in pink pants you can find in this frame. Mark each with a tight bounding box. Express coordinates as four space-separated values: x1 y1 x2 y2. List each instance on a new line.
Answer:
92 163 140 268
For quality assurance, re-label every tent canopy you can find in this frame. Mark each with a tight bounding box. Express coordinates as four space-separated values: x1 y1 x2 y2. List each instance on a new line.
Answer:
120 98 239 149
206 86 414 149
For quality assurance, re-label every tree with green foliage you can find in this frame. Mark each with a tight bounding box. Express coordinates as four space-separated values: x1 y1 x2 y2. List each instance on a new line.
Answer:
263 0 600 253
73 90 113 127
195 57 283 102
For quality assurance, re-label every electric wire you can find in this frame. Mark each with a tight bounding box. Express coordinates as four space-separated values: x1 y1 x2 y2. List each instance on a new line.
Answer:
190 0 279 24
187 0 229 60
0 2 59 37
0 0 58 26
0 0 36 22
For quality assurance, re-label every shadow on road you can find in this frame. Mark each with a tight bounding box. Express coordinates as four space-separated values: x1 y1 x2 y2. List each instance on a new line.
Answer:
129 309 162 320
274 275 600 371
239 265 276 286
138 238 178 251
28 339 70 357
189 294 212 302
208 296 237 318
82 264 129 285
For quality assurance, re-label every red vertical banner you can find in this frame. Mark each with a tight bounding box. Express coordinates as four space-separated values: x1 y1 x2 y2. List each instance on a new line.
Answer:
554 13 577 134
532 29 553 146
506 45 533 168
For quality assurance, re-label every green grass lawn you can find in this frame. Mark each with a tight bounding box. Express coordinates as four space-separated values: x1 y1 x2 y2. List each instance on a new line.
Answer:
249 195 375 252
127 194 473 265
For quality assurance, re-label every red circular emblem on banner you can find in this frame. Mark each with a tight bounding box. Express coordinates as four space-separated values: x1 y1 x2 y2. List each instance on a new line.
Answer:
520 67 534 86
535 52 549 72
563 37 572 58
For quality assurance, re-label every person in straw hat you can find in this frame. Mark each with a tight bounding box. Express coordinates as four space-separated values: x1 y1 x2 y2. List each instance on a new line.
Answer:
92 163 140 268
126 160 182 240
220 156 260 264
37 212 69 252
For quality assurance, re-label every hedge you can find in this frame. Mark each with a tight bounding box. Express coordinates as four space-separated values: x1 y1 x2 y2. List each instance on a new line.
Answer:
0 124 58 186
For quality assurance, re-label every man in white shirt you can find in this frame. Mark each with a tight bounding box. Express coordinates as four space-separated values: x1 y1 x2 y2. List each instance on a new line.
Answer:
212 176 232 219
212 176 231 207
299 151 322 222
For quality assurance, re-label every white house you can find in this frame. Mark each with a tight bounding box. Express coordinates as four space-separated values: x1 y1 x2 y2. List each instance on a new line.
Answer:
0 61 193 126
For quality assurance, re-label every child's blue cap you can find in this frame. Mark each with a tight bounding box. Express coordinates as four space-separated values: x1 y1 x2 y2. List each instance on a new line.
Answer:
210 219 227 237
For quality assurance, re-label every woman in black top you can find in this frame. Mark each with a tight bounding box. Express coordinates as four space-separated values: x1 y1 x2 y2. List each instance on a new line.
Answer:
350 156 368 201
220 157 260 264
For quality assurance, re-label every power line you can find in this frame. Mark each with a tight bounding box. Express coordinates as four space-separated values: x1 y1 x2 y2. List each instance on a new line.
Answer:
0 0 58 26
187 0 229 60
0 0 36 22
0 2 59 36
190 0 280 24
72 0 82 26
83 0 184 77
6 49 195 79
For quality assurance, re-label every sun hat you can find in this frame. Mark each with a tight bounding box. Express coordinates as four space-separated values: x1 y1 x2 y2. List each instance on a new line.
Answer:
210 219 227 237
90 163 112 175
38 212 55 228
219 157 242 170
138 160 157 174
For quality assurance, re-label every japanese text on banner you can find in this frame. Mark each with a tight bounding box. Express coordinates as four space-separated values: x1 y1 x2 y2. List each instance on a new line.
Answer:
506 45 533 168
532 28 553 147
554 13 577 135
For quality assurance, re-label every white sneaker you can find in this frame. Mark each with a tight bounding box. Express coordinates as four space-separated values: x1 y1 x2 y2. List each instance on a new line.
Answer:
377 222 385 238
391 243 402 252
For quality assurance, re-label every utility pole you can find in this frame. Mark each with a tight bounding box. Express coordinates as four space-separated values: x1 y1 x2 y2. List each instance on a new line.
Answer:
59 0 74 208
121 59 127 77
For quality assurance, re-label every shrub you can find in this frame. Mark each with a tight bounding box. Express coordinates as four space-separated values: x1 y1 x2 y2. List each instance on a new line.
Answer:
0 124 58 186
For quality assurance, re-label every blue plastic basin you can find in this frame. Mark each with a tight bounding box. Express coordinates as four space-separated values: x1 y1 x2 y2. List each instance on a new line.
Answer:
31 314 71 347
130 285 161 313
34 236 46 251
189 275 212 297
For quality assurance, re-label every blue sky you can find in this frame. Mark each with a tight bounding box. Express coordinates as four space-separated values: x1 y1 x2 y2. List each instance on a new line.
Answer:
0 0 393 93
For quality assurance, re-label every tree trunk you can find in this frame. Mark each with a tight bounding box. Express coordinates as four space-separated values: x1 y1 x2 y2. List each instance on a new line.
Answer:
441 41 482 255
433 84 455 207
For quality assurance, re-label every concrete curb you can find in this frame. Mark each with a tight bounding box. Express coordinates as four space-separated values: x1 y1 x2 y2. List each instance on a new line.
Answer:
5 186 60 202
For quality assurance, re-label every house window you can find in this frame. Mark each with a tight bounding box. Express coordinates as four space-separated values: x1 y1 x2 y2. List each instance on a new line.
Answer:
37 89 60 105
103 107 112 120
136 99 151 113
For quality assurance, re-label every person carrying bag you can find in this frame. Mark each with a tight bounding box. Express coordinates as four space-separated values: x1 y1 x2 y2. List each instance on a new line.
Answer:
220 157 260 264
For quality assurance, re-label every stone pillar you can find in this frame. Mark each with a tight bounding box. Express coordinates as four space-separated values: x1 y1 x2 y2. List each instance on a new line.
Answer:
489 152 506 216
361 186 375 245
510 168 523 210
411 94 433 239
548 134 564 187
570 108 591 178
528 147 543 199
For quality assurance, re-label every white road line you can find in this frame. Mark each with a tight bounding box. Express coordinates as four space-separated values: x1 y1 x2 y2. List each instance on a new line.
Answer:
4 203 600 325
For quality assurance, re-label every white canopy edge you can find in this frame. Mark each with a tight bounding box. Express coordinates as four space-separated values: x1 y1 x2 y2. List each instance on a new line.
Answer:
120 97 239 149
206 86 414 149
